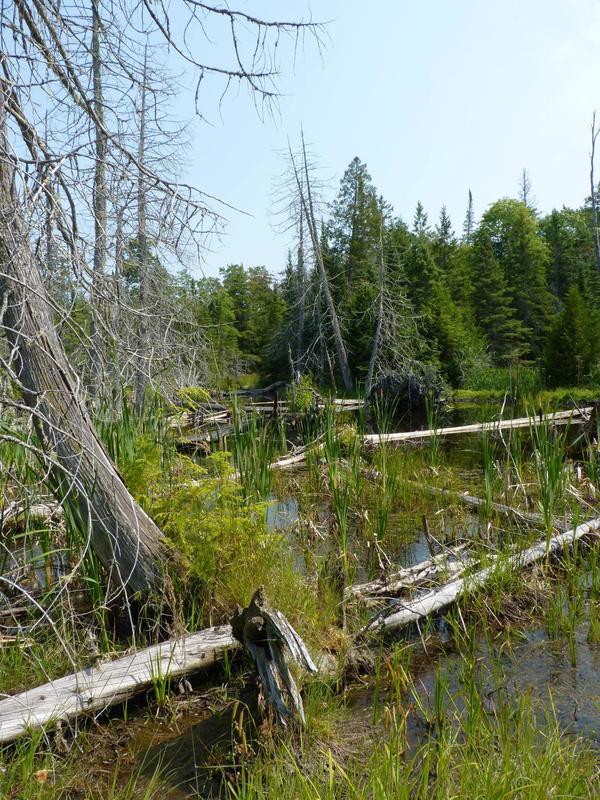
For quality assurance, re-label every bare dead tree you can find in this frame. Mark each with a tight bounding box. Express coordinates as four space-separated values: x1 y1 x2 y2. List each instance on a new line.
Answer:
462 189 475 244
89 0 107 402
0 1 324 594
288 135 353 392
365 220 385 396
518 168 534 209
134 45 149 413
590 112 600 274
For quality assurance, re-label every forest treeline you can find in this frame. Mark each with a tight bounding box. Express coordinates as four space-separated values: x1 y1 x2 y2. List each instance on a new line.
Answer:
180 158 600 392
55 157 600 395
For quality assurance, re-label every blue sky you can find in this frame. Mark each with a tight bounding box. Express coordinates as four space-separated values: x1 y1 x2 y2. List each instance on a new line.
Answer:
169 0 600 278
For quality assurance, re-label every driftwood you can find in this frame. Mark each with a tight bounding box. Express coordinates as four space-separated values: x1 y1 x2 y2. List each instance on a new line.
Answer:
346 544 473 601
362 406 591 446
0 625 236 744
263 407 591 474
0 589 316 743
411 483 554 529
231 587 317 726
366 515 600 634
1 500 63 532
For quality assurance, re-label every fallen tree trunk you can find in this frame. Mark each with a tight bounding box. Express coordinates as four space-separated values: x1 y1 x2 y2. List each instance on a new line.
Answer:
0 90 165 592
411 483 554 529
262 407 590 474
366 515 600 634
0 625 237 744
346 544 472 601
0 588 317 742
362 407 591 446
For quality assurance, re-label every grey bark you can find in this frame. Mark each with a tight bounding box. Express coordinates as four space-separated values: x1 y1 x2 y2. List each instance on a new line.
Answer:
135 46 149 413
365 220 385 396
0 84 165 593
90 0 107 401
292 136 353 392
590 112 600 274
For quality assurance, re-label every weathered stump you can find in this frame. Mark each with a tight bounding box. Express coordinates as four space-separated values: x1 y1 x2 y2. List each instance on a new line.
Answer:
231 587 317 726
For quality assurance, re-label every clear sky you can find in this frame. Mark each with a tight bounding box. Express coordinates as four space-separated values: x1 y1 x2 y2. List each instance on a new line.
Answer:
171 0 600 279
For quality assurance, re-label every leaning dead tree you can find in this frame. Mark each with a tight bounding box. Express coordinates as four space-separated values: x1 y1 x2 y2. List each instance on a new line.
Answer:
0 1 323 593
590 112 600 274
0 88 166 592
287 135 354 392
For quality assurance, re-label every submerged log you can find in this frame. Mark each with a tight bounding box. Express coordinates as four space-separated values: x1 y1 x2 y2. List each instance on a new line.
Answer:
412 483 554 529
366 515 600 635
346 544 472 601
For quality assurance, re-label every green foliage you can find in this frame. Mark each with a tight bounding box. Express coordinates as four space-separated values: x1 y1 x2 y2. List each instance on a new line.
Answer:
477 199 553 355
544 286 600 387
175 385 212 410
471 233 528 363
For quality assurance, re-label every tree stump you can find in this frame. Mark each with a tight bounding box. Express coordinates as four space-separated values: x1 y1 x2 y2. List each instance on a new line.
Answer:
231 587 317 726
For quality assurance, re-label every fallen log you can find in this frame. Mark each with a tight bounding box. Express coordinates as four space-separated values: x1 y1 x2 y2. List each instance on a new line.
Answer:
0 589 317 743
0 625 237 743
366 515 600 634
362 406 591 446
346 544 472 601
264 407 591 473
412 483 554 529
1 499 63 532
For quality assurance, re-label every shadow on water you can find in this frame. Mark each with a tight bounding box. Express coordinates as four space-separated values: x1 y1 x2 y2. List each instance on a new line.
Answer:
134 686 259 799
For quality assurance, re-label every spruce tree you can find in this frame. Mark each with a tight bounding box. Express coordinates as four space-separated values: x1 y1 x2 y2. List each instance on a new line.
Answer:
544 286 600 386
471 234 527 363
477 199 552 355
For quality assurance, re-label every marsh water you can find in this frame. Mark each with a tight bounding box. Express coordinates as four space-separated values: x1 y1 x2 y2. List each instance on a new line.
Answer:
117 418 600 798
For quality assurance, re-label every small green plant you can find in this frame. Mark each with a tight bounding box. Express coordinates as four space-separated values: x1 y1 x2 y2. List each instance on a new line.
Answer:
425 392 441 468
529 410 570 548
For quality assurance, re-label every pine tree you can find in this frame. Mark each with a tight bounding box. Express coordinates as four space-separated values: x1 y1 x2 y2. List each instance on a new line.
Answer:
477 199 553 355
545 286 600 386
471 234 527 363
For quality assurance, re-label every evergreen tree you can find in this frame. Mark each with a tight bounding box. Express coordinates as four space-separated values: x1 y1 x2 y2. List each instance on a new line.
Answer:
471 234 527 363
544 287 600 386
477 199 553 354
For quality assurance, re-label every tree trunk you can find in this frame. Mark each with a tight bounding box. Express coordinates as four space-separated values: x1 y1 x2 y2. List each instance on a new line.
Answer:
365 221 385 395
590 113 600 274
135 47 149 413
90 0 107 401
296 137 353 392
0 85 165 593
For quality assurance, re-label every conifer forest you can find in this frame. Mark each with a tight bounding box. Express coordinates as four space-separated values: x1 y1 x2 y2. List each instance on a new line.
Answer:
2 2 600 798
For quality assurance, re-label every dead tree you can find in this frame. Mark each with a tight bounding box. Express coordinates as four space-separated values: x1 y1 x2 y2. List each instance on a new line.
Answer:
365 220 385 396
89 0 108 402
0 85 165 592
590 112 600 274
288 135 354 392
134 46 149 413
518 168 533 209
0 1 324 594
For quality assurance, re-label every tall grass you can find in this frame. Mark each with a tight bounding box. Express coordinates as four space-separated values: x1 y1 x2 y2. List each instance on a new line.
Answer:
371 397 399 542
231 396 275 502
529 412 570 546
